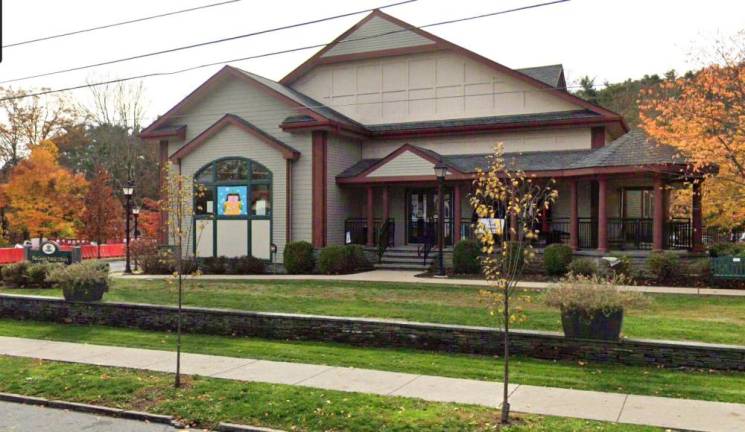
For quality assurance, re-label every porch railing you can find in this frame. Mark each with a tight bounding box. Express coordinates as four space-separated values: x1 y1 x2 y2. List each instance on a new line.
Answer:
344 218 395 247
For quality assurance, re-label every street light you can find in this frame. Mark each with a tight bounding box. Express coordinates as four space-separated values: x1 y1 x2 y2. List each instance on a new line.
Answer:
123 180 134 274
132 206 141 272
434 162 448 278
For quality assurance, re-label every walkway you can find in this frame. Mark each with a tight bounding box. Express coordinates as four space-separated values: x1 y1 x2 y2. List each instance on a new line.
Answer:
2 336 743 432
111 264 745 297
0 400 177 432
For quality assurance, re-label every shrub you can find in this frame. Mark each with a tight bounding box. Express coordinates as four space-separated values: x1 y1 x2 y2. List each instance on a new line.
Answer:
27 263 64 288
140 249 176 275
608 254 633 277
646 252 679 281
709 242 745 257
318 245 349 274
567 258 597 276
545 273 649 315
543 244 573 276
345 244 371 271
284 241 315 274
201 256 229 274
228 256 265 275
453 240 481 274
685 258 711 279
48 261 110 302
1 262 29 288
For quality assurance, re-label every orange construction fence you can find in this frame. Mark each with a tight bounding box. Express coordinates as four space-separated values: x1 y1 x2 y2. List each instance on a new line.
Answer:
0 244 126 264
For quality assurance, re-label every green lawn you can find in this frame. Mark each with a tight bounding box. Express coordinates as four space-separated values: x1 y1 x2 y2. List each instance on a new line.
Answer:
3 278 745 345
2 319 745 405
0 356 663 431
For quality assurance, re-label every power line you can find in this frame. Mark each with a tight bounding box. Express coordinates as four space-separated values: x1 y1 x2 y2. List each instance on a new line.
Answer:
0 0 571 103
0 0 417 85
3 0 243 48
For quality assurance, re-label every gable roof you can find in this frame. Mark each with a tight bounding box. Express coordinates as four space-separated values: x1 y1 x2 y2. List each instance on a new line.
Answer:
516 64 566 88
140 65 365 140
169 114 300 161
338 130 690 182
280 10 627 132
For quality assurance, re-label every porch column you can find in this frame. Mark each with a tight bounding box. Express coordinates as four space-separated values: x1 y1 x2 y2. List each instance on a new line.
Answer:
653 175 665 251
569 179 579 251
692 181 704 252
453 183 462 242
382 187 390 222
597 176 608 253
366 186 374 247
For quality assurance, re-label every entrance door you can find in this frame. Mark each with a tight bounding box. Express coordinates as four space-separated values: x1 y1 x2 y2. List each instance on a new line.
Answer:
406 188 453 245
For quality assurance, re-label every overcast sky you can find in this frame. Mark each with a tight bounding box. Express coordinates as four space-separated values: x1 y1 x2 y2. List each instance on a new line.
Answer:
1 0 743 124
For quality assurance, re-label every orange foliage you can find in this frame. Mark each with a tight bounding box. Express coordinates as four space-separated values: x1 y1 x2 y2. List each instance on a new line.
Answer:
2 140 88 239
640 56 745 228
82 167 124 244
138 197 162 240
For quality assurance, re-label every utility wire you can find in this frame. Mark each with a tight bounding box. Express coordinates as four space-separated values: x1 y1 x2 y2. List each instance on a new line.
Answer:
3 0 243 48
0 0 571 103
0 0 417 85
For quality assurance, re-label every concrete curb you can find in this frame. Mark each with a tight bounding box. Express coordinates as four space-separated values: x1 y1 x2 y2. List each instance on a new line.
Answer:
0 392 182 428
218 422 285 432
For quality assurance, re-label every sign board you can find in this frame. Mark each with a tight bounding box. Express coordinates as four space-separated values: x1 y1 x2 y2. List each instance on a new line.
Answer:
26 242 80 265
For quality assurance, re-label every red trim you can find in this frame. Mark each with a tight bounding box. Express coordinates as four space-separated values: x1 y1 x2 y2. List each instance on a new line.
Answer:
692 181 704 252
591 127 605 149
569 179 578 251
280 119 368 138
597 176 608 253
280 10 628 132
312 131 328 248
158 140 169 245
169 114 300 161
286 159 293 244
382 187 390 221
652 175 665 251
141 65 360 138
366 186 374 246
141 125 186 140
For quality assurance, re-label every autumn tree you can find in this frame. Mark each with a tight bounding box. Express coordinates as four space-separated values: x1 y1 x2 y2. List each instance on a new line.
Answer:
137 198 163 240
0 88 80 169
639 32 745 229
82 167 124 257
2 140 88 240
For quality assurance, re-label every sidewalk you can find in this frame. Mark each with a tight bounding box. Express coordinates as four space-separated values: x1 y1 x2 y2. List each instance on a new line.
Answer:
1 336 743 432
112 265 745 297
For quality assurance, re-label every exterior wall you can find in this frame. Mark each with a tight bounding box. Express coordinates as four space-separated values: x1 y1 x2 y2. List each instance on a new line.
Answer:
178 124 288 260
326 135 363 245
321 15 435 58
367 150 434 177
361 128 593 159
161 78 316 260
292 51 580 125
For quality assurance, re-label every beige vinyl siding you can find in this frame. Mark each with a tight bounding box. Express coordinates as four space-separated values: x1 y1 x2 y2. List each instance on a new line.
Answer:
322 15 434 58
362 128 593 159
292 51 580 124
178 124 288 261
367 151 434 177
162 77 315 259
326 135 362 245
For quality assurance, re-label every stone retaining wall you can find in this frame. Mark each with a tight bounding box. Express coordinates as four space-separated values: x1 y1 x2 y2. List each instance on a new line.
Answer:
0 294 742 371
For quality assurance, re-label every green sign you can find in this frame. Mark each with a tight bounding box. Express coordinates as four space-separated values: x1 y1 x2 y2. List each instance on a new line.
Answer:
26 242 80 265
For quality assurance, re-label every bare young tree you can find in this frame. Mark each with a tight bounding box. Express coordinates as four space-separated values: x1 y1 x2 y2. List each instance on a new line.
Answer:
0 88 80 168
87 79 148 132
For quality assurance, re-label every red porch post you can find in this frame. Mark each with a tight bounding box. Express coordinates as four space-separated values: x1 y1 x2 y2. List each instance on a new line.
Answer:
569 179 579 251
453 184 462 242
366 186 375 247
653 175 665 251
382 187 390 222
692 181 704 252
597 176 608 253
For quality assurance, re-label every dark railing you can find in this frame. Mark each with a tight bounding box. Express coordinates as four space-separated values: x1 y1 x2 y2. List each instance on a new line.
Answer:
665 219 692 250
607 218 653 250
705 227 745 246
539 217 595 249
377 219 394 262
344 218 394 247
417 222 437 266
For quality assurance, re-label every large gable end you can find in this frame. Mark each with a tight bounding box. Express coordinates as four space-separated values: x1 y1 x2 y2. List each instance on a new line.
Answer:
321 14 436 58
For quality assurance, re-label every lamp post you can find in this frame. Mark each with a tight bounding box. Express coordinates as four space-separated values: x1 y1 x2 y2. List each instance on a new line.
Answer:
123 180 134 274
433 162 448 278
132 206 140 272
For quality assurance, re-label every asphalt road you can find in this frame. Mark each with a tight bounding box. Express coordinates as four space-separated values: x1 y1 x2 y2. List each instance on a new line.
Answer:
0 401 181 431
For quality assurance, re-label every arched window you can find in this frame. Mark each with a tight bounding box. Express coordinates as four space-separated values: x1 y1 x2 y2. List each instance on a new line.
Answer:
193 158 272 258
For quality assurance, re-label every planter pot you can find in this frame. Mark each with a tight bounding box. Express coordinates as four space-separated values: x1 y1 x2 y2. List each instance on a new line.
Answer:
560 308 624 341
62 282 107 302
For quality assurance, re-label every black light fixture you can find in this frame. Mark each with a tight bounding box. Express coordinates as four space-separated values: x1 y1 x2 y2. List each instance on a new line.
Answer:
123 180 134 274
434 162 448 278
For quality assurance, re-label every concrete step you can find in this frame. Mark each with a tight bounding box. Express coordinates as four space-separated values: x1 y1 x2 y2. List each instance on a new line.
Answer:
374 263 430 271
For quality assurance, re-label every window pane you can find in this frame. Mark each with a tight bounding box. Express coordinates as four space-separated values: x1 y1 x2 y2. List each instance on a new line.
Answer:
252 162 270 181
252 184 271 216
216 159 248 181
195 188 214 215
195 166 213 184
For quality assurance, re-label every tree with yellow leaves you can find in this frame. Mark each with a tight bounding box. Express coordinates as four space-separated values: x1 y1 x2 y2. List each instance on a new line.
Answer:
639 33 745 229
3 140 88 240
469 143 558 424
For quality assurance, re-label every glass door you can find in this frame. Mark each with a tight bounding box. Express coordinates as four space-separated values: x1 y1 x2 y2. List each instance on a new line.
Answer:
407 188 453 245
